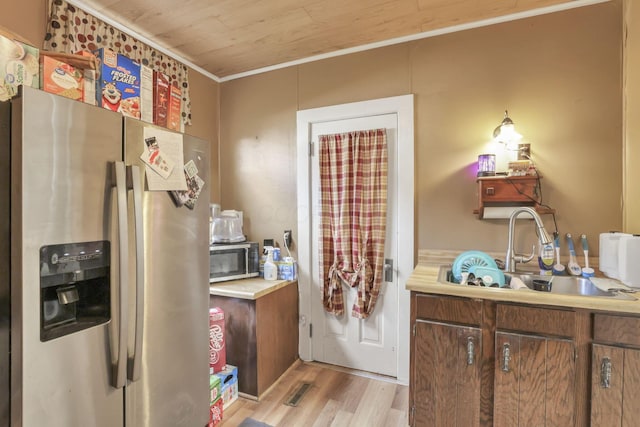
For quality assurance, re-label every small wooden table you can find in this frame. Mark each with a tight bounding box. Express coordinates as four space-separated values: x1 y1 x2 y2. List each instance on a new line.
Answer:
209 278 299 399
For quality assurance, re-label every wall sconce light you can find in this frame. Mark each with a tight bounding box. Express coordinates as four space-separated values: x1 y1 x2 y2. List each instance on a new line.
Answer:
493 110 522 150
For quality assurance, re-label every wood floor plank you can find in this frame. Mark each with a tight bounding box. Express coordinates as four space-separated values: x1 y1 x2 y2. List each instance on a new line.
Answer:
349 380 398 427
220 361 408 427
311 399 341 427
330 409 355 427
384 407 408 427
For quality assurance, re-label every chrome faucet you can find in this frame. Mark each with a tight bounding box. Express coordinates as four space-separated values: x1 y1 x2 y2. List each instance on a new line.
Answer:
505 207 553 273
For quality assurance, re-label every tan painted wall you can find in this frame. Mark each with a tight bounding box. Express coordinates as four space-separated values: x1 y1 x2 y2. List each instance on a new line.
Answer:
1 0 221 203
2 0 623 259
221 1 623 258
624 0 640 234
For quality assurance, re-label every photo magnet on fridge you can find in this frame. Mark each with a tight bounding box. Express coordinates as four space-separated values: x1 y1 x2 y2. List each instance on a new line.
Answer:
169 160 205 210
140 136 175 180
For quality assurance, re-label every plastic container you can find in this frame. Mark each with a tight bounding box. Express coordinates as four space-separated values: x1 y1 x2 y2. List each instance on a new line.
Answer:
263 247 278 281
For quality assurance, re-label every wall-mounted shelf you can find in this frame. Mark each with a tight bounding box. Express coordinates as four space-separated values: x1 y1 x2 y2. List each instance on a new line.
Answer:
473 175 555 219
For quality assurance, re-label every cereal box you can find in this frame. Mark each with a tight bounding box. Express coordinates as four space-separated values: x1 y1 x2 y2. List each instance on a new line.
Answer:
93 48 141 119
153 70 169 127
167 83 182 131
140 64 153 123
75 50 97 105
0 34 39 101
40 55 83 101
209 307 226 374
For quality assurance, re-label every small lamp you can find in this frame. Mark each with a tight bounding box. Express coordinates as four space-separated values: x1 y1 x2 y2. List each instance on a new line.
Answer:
493 110 522 149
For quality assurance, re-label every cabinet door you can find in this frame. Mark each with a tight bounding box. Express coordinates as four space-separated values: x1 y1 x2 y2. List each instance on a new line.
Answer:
413 320 482 427
591 344 640 427
494 332 576 427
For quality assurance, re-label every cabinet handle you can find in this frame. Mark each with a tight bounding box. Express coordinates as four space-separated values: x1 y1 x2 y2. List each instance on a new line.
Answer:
501 343 511 372
601 357 612 388
466 337 475 366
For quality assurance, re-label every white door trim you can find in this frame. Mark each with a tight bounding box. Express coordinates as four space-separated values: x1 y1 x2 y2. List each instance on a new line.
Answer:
296 95 414 384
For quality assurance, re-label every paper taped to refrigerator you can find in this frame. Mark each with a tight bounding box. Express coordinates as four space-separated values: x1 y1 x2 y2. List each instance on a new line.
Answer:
143 127 187 191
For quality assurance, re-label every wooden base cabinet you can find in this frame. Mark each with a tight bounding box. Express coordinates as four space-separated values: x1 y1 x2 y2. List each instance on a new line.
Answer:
209 281 299 399
591 314 640 426
494 332 576 427
413 321 482 426
410 292 592 427
591 344 640 427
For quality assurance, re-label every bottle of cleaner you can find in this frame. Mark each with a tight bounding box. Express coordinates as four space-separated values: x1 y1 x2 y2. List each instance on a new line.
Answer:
264 247 278 281
538 241 555 275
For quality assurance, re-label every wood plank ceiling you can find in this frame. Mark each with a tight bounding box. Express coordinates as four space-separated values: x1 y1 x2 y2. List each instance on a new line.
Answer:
73 0 589 79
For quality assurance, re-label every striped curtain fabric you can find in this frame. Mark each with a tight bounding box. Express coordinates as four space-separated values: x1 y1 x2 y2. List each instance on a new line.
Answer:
319 128 388 319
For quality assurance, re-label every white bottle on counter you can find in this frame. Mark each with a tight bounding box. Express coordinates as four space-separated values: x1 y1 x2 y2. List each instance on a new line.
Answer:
264 247 278 281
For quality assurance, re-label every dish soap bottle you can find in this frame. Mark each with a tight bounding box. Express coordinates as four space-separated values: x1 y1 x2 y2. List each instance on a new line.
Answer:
264 247 278 281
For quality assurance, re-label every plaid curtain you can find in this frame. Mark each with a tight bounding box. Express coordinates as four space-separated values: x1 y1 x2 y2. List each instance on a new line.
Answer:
319 128 388 319
44 0 192 125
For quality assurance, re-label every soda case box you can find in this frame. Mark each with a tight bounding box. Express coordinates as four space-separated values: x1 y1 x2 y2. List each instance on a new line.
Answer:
208 396 223 427
215 364 239 410
139 64 153 123
0 34 39 102
153 70 169 127
40 55 83 101
210 373 222 405
93 48 141 119
209 307 226 374
167 83 182 131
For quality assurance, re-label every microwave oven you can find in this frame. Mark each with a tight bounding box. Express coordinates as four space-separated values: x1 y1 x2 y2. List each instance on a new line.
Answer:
209 241 260 283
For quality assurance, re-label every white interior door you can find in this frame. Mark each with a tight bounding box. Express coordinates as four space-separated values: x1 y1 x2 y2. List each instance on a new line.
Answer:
297 95 414 384
310 115 398 377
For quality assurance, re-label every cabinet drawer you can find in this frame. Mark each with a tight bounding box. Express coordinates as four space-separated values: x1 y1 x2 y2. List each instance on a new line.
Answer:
593 314 640 347
414 294 482 326
496 304 575 338
478 177 537 204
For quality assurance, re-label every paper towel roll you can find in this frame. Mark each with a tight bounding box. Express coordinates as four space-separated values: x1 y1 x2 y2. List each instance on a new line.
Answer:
482 206 536 219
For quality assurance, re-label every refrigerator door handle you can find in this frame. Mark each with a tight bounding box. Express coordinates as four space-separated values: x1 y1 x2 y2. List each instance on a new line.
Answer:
127 165 145 382
112 161 129 389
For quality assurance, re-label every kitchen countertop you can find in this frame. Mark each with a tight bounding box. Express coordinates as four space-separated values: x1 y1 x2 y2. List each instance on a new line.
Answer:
209 277 295 300
407 249 640 315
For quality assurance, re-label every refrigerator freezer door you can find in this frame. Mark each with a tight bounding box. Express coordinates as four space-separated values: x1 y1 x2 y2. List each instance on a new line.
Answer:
11 87 125 427
124 119 210 427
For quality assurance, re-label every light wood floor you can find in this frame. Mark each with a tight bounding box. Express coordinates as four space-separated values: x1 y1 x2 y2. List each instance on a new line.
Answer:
220 360 409 427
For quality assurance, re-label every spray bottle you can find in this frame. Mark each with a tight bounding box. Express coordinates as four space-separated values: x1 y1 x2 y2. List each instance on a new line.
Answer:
263 246 278 281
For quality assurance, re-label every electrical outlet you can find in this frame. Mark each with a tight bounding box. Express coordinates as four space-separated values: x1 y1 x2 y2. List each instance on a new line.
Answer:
284 230 292 248
517 143 531 160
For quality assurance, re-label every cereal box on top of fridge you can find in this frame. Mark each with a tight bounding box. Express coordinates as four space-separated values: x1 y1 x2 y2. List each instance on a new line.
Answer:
153 70 169 127
75 50 97 105
140 64 153 124
166 83 182 131
40 55 83 101
0 34 39 102
209 307 226 374
93 48 141 119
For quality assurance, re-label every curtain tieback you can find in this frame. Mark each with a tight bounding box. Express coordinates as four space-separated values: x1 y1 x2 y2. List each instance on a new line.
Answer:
352 259 370 286
327 262 342 307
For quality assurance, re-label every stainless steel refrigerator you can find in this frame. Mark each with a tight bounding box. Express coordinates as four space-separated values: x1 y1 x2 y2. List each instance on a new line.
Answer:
0 86 210 427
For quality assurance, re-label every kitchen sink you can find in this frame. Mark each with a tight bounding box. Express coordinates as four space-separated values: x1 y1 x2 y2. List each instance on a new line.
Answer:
437 266 637 301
